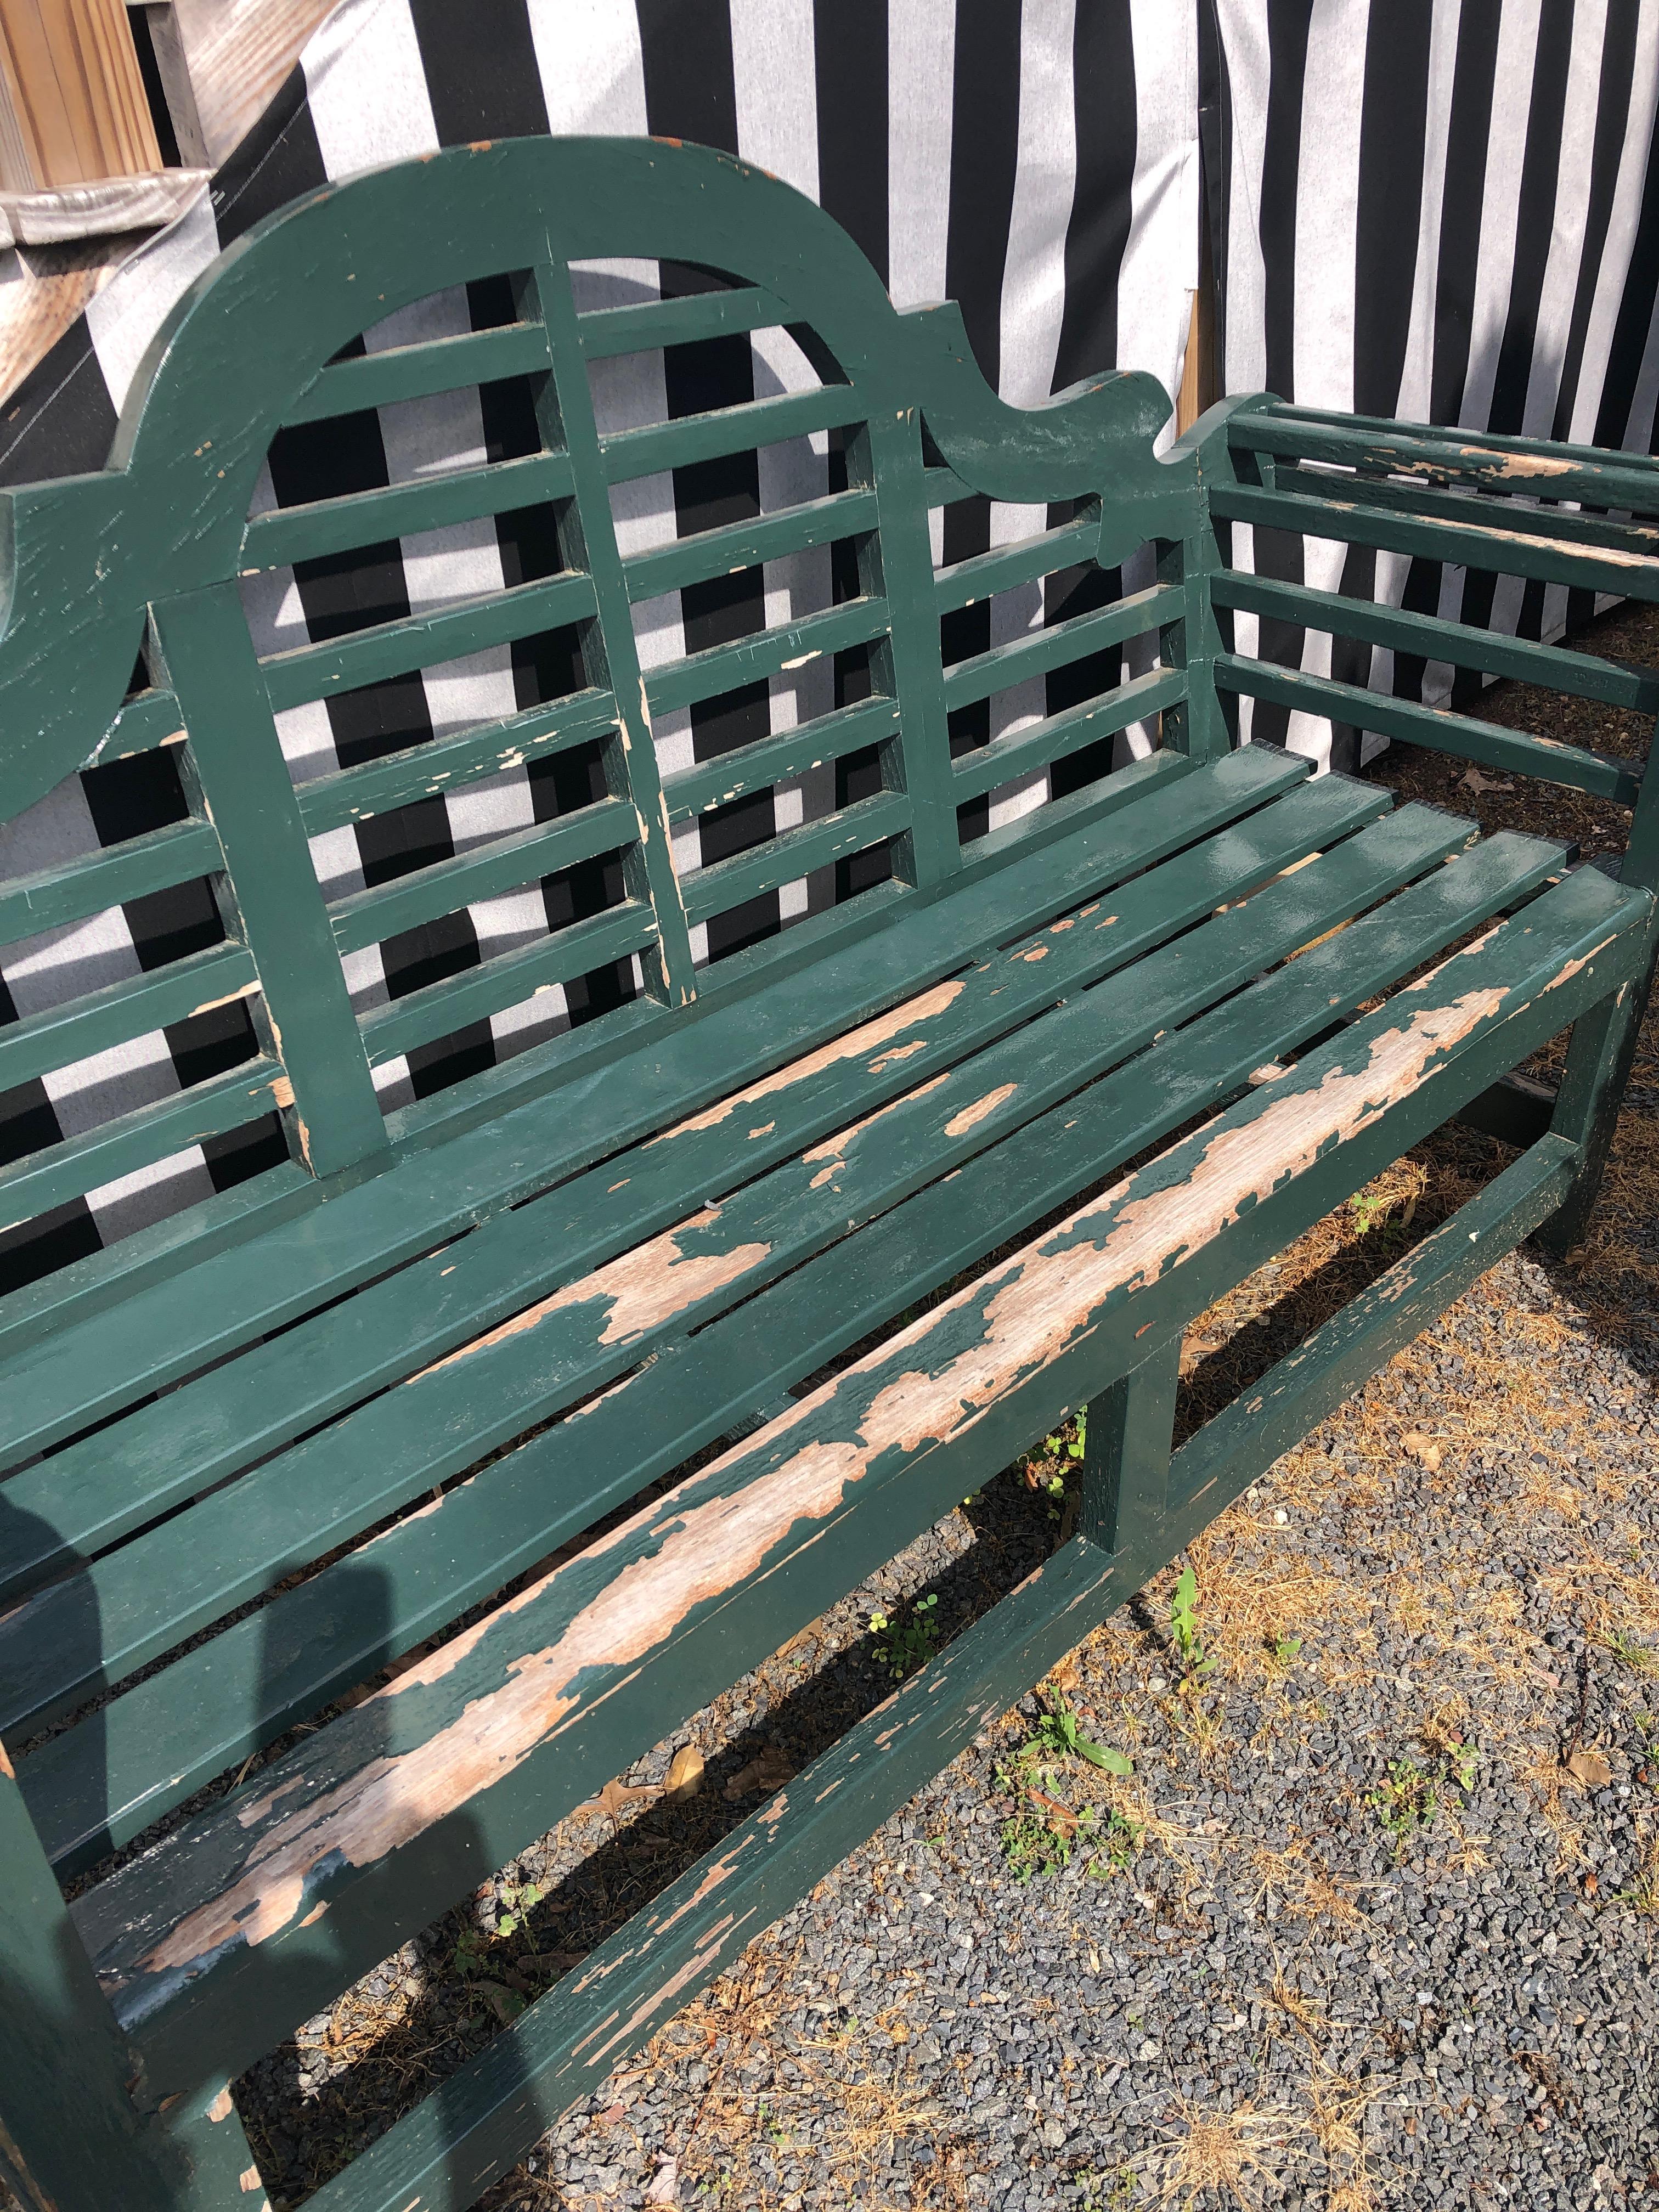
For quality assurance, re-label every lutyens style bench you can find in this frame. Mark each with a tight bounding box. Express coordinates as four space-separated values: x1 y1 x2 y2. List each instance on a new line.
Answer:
2 137 1656 2212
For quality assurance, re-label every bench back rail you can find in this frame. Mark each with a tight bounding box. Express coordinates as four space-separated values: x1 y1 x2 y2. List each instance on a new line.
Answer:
0 136 1198 1329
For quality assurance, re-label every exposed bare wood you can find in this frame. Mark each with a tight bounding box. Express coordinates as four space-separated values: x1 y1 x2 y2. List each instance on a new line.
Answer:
0 163 204 242
161 0 337 170
130 958 1553 1984
1176 203 1217 435
0 230 125 396
0 0 160 190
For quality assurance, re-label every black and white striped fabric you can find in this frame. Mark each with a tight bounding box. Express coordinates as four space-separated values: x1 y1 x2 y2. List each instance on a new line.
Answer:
1210 0 1659 768
0 0 1200 1287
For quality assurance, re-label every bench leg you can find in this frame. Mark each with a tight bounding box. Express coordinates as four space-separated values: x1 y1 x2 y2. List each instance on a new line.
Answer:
0 1748 267 2211
1075 1334 1183 1559
1535 949 1656 1261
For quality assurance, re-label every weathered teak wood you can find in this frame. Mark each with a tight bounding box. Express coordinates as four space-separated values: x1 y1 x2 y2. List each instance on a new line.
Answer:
0 0 162 192
2 141 1658 2212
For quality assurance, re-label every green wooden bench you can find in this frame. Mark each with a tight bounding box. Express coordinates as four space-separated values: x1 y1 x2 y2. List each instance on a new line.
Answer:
1 137 1656 2212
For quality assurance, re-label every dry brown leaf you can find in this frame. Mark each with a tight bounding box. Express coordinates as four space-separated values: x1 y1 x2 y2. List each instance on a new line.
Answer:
1459 766 1517 794
664 1743 705 1802
581 1775 661 1825
475 1980 526 2025
1567 1749 1613 1788
723 1746 795 1800
517 1949 589 1977
1024 1786 1079 1835
1401 1430 1443 1473
645 2159 679 2206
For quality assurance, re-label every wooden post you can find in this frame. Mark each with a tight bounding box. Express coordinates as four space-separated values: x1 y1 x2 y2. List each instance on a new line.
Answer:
0 0 161 192
1076 1336 1182 1558
1176 196 1218 436
144 0 338 171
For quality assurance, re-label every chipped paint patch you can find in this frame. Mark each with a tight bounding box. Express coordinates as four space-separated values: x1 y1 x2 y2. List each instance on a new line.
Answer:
943 1084 1017 1138
867 1041 928 1073
410 1208 770 1376
651 979 965 1142
208 2088 234 2123
655 1855 742 1937
580 1917 752 2068
190 980 261 1018
803 1073 951 1164
136 1412 868 1965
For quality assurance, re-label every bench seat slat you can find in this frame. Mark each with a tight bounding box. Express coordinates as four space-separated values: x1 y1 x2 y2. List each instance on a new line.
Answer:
300 1129 1588 2212
0 752 1212 1451
21 791 1501 1868
0 769 1375 1716
71 861 1647 2087
0 758 1284 1566
0 746 1218 1459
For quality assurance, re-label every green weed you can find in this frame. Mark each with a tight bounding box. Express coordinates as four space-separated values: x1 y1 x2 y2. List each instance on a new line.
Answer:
996 1696 1138 1882
1023 1410 1086 1517
867 1592 941 1680
1374 1718 1480 1850
1027 1699 1133 1776
1600 1625 1659 1677
492 1879 543 1940
1170 1562 1214 1685
1370 1758 1437 1850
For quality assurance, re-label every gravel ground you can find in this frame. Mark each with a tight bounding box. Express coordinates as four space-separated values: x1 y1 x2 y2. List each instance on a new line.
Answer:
14 618 1659 2212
